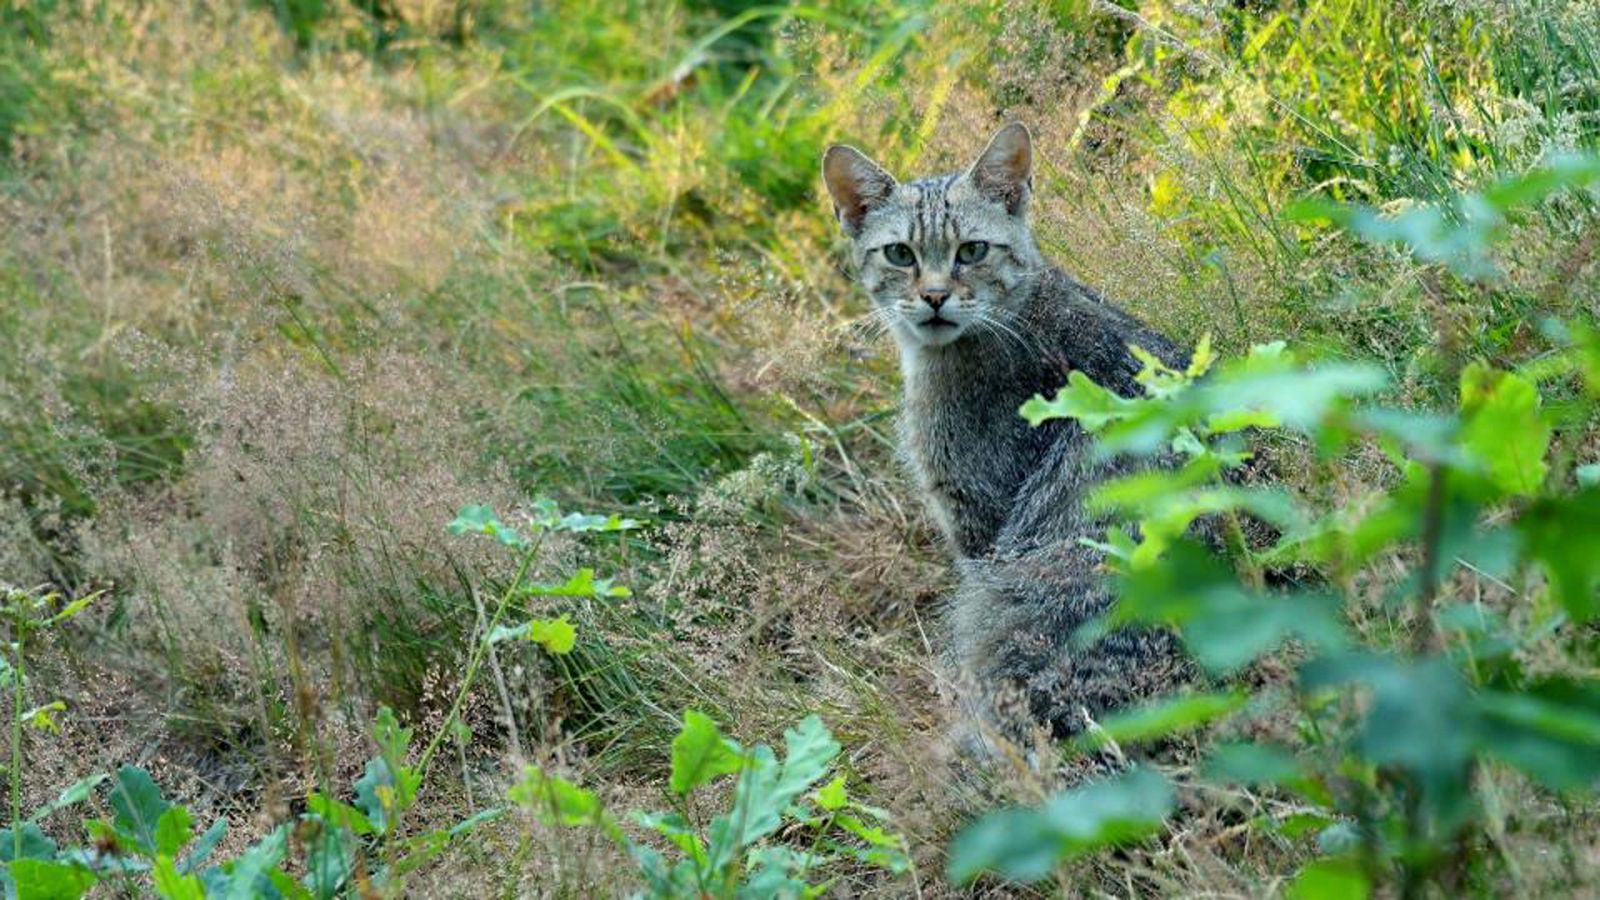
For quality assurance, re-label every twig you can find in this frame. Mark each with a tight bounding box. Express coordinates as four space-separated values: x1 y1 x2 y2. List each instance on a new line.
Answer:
473 584 525 763
1413 462 1447 655
418 533 546 779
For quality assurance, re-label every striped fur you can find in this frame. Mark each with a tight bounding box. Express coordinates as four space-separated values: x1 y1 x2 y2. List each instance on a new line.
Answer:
824 123 1191 742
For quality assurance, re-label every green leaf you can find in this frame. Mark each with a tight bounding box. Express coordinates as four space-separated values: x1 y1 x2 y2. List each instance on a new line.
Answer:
769 716 842 814
488 615 579 653
528 499 645 533
447 504 499 532
1478 679 1600 789
669 710 745 796
445 504 529 549
1481 153 1600 208
1026 342 1387 461
1202 363 1389 434
0 822 58 862
1520 489 1600 622
625 842 697 898
109 765 172 855
352 707 420 836
153 806 193 857
1287 197 1496 279
1087 455 1224 511
390 832 450 881
522 568 632 598
706 716 841 874
20 701 66 734
946 767 1174 885
302 821 350 899
1202 742 1333 805
1300 653 1477 826
559 512 645 533
372 705 412 759
1077 691 1247 751
1273 812 1340 839
944 807 1063 885
152 855 205 900
1206 406 1281 433
6 859 96 900
1091 474 1305 566
831 813 911 873
1020 371 1139 429
1202 742 1302 786
527 616 578 653
738 846 815 899
30 773 108 821
305 793 375 836
1459 364 1549 496
833 811 897 849
632 811 708 869
178 818 227 875
1288 155 1600 281
45 591 101 626
1350 407 1463 464
266 868 315 900
448 807 505 837
1114 541 1346 673
1286 857 1370 900
353 757 416 836
507 766 616 838
1185 332 1216 379
211 824 289 900
812 775 848 812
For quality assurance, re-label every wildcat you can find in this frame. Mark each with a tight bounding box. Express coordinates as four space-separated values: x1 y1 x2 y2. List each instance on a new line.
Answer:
822 123 1190 742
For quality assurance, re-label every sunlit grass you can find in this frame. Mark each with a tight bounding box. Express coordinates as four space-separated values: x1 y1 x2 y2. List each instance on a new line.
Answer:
1 0 1596 894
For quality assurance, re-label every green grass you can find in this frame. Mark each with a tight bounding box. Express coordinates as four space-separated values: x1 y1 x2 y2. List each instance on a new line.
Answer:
1 0 1597 895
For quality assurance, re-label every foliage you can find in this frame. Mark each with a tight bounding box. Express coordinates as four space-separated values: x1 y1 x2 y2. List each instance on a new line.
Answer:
510 710 910 897
958 152 1600 891
0 711 498 899
3 0 1600 896
3 584 101 889
947 767 1174 885
1 499 638 897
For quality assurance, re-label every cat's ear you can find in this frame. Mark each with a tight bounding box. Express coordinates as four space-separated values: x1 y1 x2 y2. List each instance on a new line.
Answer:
967 122 1032 216
822 145 897 237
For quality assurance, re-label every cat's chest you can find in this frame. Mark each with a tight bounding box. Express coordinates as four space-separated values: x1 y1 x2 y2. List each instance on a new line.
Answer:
901 346 1055 468
906 390 1029 461
900 358 1049 555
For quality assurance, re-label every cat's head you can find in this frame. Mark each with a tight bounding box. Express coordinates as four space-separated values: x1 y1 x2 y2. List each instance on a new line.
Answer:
822 123 1043 349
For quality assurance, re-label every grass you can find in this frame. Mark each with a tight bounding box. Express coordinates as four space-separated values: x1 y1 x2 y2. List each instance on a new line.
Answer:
1 0 1598 895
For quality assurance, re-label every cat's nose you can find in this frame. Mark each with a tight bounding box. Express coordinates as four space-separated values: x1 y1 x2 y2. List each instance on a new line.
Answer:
920 287 950 310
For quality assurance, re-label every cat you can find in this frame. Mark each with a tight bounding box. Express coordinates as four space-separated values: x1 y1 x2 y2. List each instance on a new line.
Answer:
822 122 1190 742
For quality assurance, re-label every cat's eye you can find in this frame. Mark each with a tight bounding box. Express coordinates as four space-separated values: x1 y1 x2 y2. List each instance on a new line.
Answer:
882 243 916 267
956 241 989 265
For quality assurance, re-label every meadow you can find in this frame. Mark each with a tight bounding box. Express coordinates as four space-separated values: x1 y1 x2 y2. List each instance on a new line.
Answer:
2 0 1599 896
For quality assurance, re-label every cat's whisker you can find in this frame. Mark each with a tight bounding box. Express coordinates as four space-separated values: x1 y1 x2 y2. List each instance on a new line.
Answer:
971 309 1035 363
830 306 897 343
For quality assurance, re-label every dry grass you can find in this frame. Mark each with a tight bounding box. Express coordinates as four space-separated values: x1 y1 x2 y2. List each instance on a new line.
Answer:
2 0 1598 896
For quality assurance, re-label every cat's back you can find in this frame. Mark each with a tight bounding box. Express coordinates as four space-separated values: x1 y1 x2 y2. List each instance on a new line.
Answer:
990 269 1188 552
1020 268 1186 398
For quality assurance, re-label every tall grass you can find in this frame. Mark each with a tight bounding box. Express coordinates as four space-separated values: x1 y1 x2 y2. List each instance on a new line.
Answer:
1 0 1596 894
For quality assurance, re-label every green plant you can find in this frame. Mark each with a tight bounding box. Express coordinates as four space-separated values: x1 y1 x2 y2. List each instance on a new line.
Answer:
511 710 910 897
2 584 99 873
0 710 496 899
0 499 643 898
950 153 1600 894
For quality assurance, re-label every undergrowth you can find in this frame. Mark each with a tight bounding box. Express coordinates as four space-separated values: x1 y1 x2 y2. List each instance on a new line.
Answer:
2 0 1597 896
